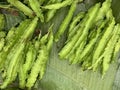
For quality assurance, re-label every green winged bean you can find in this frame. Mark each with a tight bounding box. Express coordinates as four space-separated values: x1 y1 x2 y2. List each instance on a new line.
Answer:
55 1 77 42
46 10 57 22
29 0 44 22
68 12 85 33
43 0 73 10
8 0 34 17
11 51 24 83
102 24 120 76
45 0 62 22
20 17 38 41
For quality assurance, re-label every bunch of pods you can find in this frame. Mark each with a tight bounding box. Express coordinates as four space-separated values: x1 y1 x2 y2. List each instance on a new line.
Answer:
0 15 53 89
0 0 120 89
59 0 120 76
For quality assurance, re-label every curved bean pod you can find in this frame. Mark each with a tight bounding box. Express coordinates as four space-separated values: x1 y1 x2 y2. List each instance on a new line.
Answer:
29 0 44 22
11 51 24 83
55 1 77 42
43 0 73 10
68 12 85 33
45 0 62 22
8 0 34 17
46 10 57 22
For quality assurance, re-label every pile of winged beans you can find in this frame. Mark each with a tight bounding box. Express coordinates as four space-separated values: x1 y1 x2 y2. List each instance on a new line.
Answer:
0 0 120 89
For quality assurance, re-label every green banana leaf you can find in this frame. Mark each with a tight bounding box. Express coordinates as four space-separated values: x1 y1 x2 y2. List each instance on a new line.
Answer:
0 0 120 90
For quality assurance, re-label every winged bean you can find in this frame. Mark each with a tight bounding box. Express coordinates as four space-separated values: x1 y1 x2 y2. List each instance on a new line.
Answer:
55 1 77 42
45 0 62 22
8 0 34 17
68 12 85 33
43 0 73 10
29 0 44 22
